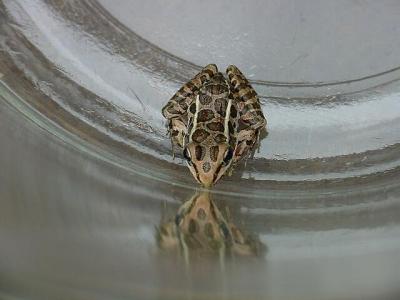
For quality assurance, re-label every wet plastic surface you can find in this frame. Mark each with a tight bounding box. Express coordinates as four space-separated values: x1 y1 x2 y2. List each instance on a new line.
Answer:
1 1 400 299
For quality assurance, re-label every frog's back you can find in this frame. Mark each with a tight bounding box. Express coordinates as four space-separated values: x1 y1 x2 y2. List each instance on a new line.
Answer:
184 73 238 149
203 73 229 93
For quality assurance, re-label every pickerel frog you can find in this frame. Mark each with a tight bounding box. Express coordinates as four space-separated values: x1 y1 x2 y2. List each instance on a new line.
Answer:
157 191 265 261
162 64 266 187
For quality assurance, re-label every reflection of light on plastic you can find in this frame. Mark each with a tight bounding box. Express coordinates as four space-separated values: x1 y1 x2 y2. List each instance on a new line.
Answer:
98 0 400 83
9 0 169 117
7 0 400 160
266 93 400 131
2 1 400 298
263 226 400 260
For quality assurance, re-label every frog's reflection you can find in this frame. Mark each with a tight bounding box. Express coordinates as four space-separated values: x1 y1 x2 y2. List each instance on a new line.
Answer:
156 191 266 262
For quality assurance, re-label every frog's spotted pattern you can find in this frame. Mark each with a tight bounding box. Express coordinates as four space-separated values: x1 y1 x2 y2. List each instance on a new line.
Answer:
157 191 266 258
210 146 219 162
200 94 212 105
202 162 211 173
162 64 267 187
191 129 209 143
195 145 205 161
207 121 224 132
197 109 215 123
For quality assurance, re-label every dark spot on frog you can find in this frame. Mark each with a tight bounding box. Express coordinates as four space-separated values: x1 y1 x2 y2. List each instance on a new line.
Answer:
191 129 210 143
210 146 219 162
209 83 228 95
207 121 224 132
189 103 196 114
228 121 234 133
195 145 205 161
199 94 212 105
230 104 237 118
198 109 215 122
203 162 211 173
214 134 227 143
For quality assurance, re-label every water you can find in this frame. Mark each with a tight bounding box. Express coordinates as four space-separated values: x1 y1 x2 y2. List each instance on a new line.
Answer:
1 1 400 299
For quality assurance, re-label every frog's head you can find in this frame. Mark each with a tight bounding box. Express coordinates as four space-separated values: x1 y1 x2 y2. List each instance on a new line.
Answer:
157 191 227 254
183 140 234 188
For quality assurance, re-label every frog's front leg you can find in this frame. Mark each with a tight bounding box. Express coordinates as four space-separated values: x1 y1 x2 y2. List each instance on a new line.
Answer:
162 64 218 150
226 65 267 162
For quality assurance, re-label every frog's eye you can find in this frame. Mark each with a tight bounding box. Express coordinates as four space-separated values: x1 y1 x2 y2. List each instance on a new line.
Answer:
223 147 234 165
183 147 192 162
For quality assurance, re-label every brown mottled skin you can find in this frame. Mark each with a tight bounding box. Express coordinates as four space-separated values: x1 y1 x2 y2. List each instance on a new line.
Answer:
162 64 266 187
157 191 266 259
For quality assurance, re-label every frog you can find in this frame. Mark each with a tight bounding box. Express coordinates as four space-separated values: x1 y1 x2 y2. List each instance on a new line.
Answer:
162 64 267 187
156 191 266 262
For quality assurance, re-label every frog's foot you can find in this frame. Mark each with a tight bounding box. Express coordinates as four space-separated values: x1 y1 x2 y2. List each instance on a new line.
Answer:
167 118 186 150
235 129 257 160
